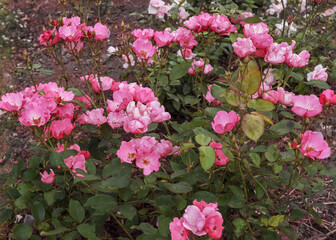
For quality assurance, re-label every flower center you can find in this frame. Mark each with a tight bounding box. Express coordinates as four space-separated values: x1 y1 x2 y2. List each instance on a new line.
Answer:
33 117 41 125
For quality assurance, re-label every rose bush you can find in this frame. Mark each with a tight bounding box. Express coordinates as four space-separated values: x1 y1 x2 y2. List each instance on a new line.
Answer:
0 0 335 239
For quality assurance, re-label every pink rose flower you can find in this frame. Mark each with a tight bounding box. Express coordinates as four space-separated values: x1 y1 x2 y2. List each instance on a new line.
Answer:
319 89 336 105
291 95 322 117
62 16 81 26
154 31 173 47
177 48 197 59
132 38 156 60
50 118 75 139
132 29 155 40
211 110 240 134
277 87 295 106
262 90 279 104
299 130 330 160
38 29 60 46
0 92 24 112
40 169 55 184
93 23 110 41
307 64 328 82
286 50 310 67
182 205 206 236
77 108 107 126
107 111 125 129
59 25 82 41
169 218 190 240
243 22 269 38
209 141 229 165
264 41 295 64
210 14 237 35
205 215 224 239
204 85 221 106
232 37 256 58
117 140 137 164
135 151 161 176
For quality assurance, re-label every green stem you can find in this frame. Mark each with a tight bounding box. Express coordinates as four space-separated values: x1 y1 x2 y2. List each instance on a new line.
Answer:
110 212 134 240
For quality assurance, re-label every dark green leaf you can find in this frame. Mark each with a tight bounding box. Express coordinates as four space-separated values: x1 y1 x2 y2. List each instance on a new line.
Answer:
170 62 192 81
163 182 192 194
85 194 117 213
69 200 85 223
77 224 96 239
12 224 32 240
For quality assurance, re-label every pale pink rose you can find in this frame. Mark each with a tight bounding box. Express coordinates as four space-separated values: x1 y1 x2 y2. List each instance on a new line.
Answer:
135 151 161 175
154 31 173 47
178 7 190 20
307 64 328 82
146 101 171 122
251 33 273 49
319 89 336 105
291 95 322 117
277 87 295 106
117 140 137 164
107 111 125 129
77 108 107 126
134 136 158 156
62 16 81 26
182 205 206 236
64 154 86 177
299 131 330 160
210 14 237 35
243 22 269 38
209 141 229 166
132 29 155 40
38 28 60 46
211 110 240 134
93 23 110 41
197 13 213 28
122 54 135 69
183 16 201 31
19 102 51 127
232 37 256 58
134 86 157 103
188 58 213 75
262 90 279 104
169 218 190 240
286 50 310 67
40 169 55 184
205 215 224 239
90 76 114 93
172 27 198 49
264 41 295 64
132 39 156 60
0 92 24 112
50 118 75 139
58 25 82 41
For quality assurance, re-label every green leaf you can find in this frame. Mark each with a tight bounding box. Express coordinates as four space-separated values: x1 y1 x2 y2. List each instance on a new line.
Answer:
158 215 171 236
233 218 247 237
273 162 283 174
77 224 96 239
0 208 13 224
85 194 117 213
102 176 129 189
163 182 193 194
211 84 226 102
265 145 280 162
270 120 301 135
69 200 85 223
241 60 262 95
44 191 56 206
32 201 45 221
269 215 285 227
170 62 191 81
247 99 275 112
132 223 156 235
119 204 137 220
249 153 260 167
40 227 70 236
199 146 216 171
195 134 211 146
191 191 216 203
72 99 87 110
244 16 262 23
306 80 330 89
67 88 83 97
242 114 264 142
12 223 32 240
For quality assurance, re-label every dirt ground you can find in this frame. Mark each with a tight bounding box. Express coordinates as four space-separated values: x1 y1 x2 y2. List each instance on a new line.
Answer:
0 0 335 239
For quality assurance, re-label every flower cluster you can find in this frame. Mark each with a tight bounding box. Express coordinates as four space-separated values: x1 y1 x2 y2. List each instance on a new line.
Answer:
38 16 110 52
184 13 237 35
232 21 310 67
169 200 224 239
117 136 178 175
0 82 77 139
